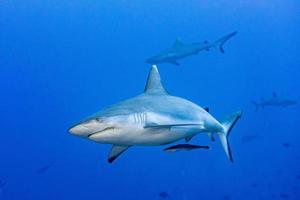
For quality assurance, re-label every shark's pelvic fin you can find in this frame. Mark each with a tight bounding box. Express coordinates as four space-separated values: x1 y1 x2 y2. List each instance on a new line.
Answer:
108 145 130 163
144 65 168 95
172 38 184 48
218 110 242 163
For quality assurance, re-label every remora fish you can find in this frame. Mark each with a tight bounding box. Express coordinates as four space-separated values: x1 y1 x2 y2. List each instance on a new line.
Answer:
69 65 242 163
164 144 210 152
146 32 237 65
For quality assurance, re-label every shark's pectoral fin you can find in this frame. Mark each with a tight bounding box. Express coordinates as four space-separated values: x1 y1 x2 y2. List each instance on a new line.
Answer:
108 145 130 163
170 61 180 66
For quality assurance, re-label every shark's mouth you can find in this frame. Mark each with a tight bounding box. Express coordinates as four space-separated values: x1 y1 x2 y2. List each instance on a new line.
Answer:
87 127 116 138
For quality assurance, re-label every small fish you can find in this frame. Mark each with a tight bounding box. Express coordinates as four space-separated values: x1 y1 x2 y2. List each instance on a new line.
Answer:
0 180 6 189
279 193 288 198
159 192 169 198
282 142 291 148
164 144 210 152
250 183 258 188
36 164 52 174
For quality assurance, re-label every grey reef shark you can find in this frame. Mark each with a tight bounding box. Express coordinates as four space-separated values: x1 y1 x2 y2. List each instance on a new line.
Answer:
252 92 297 111
146 31 237 66
69 65 242 163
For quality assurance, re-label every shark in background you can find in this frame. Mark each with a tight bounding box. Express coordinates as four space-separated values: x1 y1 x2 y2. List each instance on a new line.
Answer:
252 92 297 111
146 31 237 65
69 65 242 163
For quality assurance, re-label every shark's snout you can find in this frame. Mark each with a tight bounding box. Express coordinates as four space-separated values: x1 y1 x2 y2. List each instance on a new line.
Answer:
69 124 89 136
68 118 108 137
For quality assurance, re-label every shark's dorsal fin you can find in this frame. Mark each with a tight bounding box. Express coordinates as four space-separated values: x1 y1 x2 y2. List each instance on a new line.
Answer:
144 65 167 95
172 38 184 48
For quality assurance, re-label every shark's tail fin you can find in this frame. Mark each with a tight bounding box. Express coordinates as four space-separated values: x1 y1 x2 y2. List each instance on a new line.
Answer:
218 111 242 162
251 101 260 112
214 31 237 53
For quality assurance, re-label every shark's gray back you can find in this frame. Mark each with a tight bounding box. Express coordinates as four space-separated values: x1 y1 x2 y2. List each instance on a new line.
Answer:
93 93 205 122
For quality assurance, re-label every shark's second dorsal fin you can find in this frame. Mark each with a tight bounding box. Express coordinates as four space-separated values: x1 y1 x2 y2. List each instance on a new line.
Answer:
144 65 167 95
172 38 184 48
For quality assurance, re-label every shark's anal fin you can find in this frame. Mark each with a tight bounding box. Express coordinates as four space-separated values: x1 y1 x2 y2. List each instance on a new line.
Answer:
170 61 180 66
108 145 130 163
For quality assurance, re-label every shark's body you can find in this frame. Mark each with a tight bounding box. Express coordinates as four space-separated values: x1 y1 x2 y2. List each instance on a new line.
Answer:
69 65 241 163
146 32 237 65
252 92 297 111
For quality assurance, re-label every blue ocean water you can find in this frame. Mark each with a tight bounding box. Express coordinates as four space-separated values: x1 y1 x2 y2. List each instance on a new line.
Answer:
1 0 300 199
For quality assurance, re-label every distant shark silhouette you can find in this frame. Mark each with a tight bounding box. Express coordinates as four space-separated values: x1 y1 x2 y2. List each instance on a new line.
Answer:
146 32 237 65
69 65 242 163
252 92 297 111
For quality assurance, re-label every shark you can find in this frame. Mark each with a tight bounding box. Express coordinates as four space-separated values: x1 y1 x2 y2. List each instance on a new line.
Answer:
252 92 297 111
146 32 237 66
69 65 242 163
